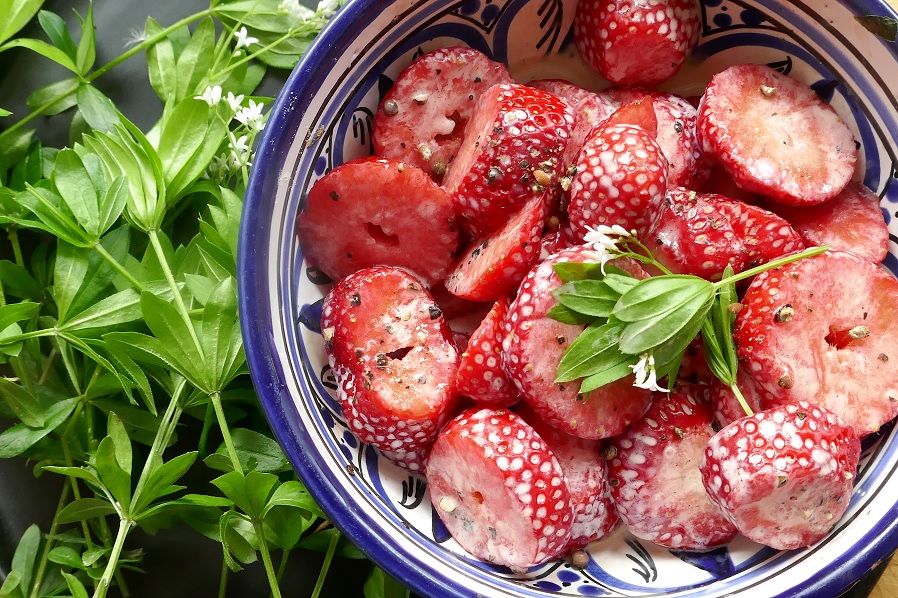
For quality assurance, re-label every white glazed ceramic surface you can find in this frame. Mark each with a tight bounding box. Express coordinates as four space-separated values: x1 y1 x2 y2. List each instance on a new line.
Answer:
238 1 898 596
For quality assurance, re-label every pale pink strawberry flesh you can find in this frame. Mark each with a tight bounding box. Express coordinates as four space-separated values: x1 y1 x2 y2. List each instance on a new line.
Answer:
735 250 898 435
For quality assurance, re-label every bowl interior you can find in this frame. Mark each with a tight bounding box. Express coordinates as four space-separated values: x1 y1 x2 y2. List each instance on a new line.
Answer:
239 1 898 596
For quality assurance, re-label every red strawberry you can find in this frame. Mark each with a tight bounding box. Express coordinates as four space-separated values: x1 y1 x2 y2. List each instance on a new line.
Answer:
605 384 738 550
426 407 574 570
770 182 889 263
501 246 654 439
706 194 806 269
539 224 577 260
734 250 898 436
598 95 658 137
568 122 669 240
321 267 460 468
528 79 617 174
515 402 620 550
456 297 519 407
701 401 861 550
645 187 748 280
372 46 513 181
696 64 858 206
607 88 712 190
574 0 701 87
296 157 459 285
444 195 547 302
442 83 574 238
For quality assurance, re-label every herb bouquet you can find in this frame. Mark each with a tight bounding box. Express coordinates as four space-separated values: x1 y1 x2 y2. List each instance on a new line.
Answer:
0 1 404 596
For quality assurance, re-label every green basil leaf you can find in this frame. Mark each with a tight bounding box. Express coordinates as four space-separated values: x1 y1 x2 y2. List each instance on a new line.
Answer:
0 397 77 458
856 14 898 42
174 18 215 103
0 302 38 333
220 511 256 570
579 358 638 394
262 480 325 519
556 320 627 383
59 288 142 333
56 498 118 524
613 275 713 322
204 277 243 389
0 0 43 46
546 303 596 325
102 351 156 415
10 524 40 594
619 286 714 355
93 436 131 513
553 279 621 318
602 272 640 295
552 261 606 283
43 465 104 490
158 98 228 201
38 10 77 62
244 470 280 519
74 2 96 74
17 186 89 246
145 18 176 102
140 291 209 390
263 505 312 550
1 37 78 73
62 572 90 598
52 148 100 239
0 261 42 300
133 452 198 514
25 77 79 115
212 471 250 514
220 428 291 474
76 84 121 133
48 546 83 569
0 377 44 427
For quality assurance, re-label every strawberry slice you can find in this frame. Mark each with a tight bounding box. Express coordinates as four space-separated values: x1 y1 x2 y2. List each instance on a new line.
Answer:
734 250 898 436
456 296 519 407
515 402 620 550
442 83 574 238
321 267 460 466
607 88 712 190
696 63 858 206
501 246 653 439
426 406 574 570
443 195 548 302
770 182 889 263
598 95 658 137
573 0 700 87
701 401 861 550
645 187 748 280
605 384 738 550
372 46 513 181
296 157 459 285
706 194 806 269
567 122 668 240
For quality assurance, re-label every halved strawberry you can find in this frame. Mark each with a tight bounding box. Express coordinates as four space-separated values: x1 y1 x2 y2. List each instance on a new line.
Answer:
296 157 459 285
515 402 620 550
697 63 858 206
645 187 748 280
444 195 548 302
734 250 898 436
706 194 806 269
321 267 460 467
568 122 668 240
442 83 574 238
372 46 513 181
701 401 860 550
426 407 574 570
605 384 738 550
574 0 700 87
501 246 653 439
456 296 519 407
770 182 889 263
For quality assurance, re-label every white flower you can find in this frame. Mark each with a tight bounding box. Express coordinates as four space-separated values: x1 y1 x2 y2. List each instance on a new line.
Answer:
630 352 668 393
233 26 259 50
235 99 266 132
226 92 245 112
279 0 315 20
316 0 341 18
228 132 250 155
195 85 222 107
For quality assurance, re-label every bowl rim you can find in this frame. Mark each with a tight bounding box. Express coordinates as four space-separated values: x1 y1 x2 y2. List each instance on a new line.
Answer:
237 0 898 596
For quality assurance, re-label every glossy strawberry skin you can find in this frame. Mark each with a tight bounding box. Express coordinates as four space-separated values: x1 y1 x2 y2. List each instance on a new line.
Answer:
426 407 573 570
321 267 460 469
501 246 653 439
697 64 857 206
296 157 459 285
568 122 669 240
734 250 898 436
606 384 737 550
701 401 860 550
443 83 574 238
707 194 806 269
456 296 518 407
574 0 701 87
769 182 889 263
372 46 513 181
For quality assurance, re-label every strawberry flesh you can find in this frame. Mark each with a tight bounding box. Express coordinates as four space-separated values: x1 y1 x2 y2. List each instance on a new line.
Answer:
456 296 519 407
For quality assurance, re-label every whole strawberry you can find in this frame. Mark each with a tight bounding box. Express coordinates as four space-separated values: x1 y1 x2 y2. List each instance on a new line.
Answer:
426 407 574 571
700 401 860 550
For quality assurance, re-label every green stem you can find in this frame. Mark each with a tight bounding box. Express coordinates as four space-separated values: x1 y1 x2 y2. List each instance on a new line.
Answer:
8 229 24 267
311 530 340 598
712 245 828 289
131 389 185 513
28 482 72 598
274 548 291 589
210 391 242 474
252 520 283 598
730 381 753 418
147 229 204 358
217 554 229 598
93 518 133 598
94 243 149 293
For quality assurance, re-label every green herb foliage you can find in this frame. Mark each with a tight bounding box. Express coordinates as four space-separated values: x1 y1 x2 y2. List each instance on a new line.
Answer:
0 2 405 597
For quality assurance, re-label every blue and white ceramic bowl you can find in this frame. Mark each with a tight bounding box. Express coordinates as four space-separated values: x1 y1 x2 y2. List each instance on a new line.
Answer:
238 1 898 596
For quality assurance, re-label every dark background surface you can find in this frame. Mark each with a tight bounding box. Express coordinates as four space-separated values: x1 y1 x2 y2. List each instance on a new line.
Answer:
0 1 892 597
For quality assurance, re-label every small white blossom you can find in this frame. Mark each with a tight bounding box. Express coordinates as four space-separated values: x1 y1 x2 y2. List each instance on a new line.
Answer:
233 26 259 50
316 0 341 18
195 85 222 107
630 352 668 393
235 99 266 132
278 0 315 20
228 132 250 155
226 92 245 112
